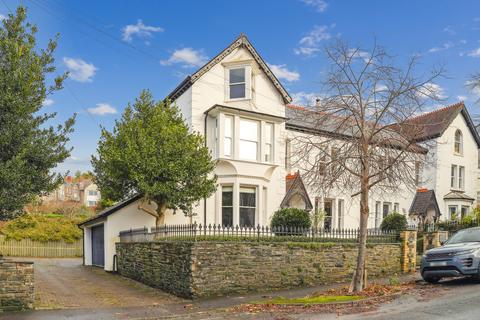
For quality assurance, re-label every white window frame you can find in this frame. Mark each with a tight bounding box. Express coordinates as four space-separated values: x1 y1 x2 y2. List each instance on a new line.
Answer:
223 115 233 157
337 199 344 229
239 118 259 161
239 186 257 227
459 166 465 190
448 205 458 220
226 65 251 101
393 203 400 213
221 186 234 227
264 122 274 163
454 129 463 155
451 165 458 189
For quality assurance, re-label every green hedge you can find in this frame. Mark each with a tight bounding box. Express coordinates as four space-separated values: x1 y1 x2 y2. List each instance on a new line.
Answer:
0 214 84 243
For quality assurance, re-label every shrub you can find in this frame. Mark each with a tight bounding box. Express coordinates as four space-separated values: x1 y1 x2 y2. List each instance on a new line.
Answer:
380 212 407 232
0 214 83 243
271 208 311 233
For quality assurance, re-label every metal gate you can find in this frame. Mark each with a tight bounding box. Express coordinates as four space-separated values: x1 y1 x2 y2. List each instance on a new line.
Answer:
91 224 105 267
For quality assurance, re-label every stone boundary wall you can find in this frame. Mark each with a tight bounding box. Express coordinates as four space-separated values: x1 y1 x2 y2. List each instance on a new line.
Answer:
0 258 34 312
116 241 401 298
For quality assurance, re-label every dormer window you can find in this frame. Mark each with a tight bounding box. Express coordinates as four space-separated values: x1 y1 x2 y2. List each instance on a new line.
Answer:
226 65 251 100
454 129 463 154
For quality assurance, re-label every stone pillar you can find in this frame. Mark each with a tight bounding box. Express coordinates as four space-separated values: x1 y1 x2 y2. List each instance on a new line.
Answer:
423 231 448 252
400 230 417 273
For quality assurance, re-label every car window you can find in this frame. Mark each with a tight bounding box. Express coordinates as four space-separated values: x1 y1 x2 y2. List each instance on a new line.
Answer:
447 229 480 244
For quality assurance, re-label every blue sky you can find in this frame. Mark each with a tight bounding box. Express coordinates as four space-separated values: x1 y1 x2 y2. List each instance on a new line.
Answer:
1 0 480 173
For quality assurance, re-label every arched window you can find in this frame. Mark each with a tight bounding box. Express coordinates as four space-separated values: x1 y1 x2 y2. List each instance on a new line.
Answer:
454 129 463 154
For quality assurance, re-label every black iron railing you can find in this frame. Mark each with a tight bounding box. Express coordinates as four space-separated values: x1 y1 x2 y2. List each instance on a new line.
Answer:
119 223 400 244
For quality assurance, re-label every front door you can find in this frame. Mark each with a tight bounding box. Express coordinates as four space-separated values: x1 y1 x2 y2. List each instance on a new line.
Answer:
324 201 332 231
91 224 105 267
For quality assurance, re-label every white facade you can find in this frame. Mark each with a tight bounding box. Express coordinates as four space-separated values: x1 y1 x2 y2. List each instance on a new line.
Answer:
80 35 480 271
82 198 156 271
167 35 479 229
421 111 478 220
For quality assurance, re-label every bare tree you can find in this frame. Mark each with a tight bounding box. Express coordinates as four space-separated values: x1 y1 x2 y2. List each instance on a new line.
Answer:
289 40 445 292
467 73 480 98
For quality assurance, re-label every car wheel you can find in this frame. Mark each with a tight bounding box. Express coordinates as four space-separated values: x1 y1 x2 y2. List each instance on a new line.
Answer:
423 276 441 283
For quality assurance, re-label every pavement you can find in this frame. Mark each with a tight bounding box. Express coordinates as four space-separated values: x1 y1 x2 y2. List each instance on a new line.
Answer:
2 258 479 319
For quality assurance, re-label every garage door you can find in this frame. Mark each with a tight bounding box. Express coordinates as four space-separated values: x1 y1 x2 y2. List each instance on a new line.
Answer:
91 224 105 267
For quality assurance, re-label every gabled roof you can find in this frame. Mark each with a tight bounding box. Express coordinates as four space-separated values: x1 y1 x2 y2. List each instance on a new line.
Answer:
78 194 142 227
280 172 313 211
399 102 480 147
167 34 292 104
409 189 441 217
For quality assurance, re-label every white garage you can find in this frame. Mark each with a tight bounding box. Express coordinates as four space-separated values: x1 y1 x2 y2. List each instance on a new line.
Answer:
78 195 156 271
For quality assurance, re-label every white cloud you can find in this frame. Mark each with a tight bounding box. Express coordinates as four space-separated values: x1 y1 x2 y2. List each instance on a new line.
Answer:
63 57 97 82
443 25 455 35
122 20 164 42
42 98 54 107
466 80 480 96
417 83 447 100
428 42 454 53
457 95 468 101
467 48 480 57
347 49 371 62
291 91 321 106
268 64 300 82
300 0 328 12
160 48 208 68
294 25 332 57
87 103 117 115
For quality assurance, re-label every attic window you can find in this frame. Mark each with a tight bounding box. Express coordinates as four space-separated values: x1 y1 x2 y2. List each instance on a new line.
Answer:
227 66 251 100
454 129 463 154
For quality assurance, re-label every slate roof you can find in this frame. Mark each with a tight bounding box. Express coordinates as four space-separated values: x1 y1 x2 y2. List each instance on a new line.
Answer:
280 172 313 211
78 194 142 227
285 101 480 149
285 105 427 154
167 34 292 104
443 191 475 201
409 189 441 217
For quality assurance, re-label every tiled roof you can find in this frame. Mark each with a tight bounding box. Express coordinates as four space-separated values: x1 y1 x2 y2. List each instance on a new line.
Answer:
400 102 464 141
280 171 313 211
409 189 441 217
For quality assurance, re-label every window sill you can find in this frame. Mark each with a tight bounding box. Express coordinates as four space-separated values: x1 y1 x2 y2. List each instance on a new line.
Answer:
453 152 463 157
217 157 278 166
225 97 251 103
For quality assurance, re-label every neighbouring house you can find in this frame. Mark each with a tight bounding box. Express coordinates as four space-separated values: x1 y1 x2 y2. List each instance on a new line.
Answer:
79 34 480 270
43 176 101 208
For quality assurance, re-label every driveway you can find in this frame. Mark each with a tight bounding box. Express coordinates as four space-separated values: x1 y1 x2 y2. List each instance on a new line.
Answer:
17 258 183 310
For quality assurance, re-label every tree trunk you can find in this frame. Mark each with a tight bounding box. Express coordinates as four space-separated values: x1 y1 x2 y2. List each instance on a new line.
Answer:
155 202 167 228
351 174 370 292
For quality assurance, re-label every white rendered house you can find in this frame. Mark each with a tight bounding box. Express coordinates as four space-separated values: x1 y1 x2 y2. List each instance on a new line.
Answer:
79 34 480 270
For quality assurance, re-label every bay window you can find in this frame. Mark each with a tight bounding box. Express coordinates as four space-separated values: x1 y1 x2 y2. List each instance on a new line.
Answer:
239 186 256 227
239 118 259 161
264 123 273 162
224 115 233 157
